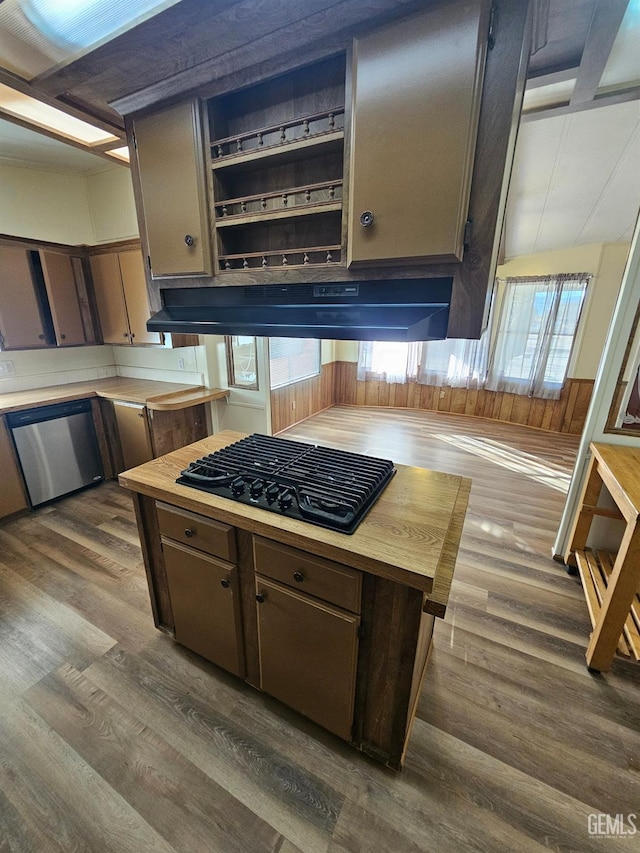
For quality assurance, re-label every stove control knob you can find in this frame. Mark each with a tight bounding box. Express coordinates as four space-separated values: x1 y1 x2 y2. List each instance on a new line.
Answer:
265 483 280 504
278 489 293 511
250 478 265 498
231 477 245 496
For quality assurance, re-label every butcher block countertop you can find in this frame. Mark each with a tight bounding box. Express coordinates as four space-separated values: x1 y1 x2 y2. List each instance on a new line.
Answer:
0 377 229 415
119 430 471 617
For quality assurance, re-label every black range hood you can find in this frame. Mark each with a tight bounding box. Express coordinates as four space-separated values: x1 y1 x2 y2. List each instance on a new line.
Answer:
147 278 452 341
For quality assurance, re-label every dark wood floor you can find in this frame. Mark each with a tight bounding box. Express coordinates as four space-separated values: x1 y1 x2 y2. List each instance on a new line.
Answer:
1 406 638 852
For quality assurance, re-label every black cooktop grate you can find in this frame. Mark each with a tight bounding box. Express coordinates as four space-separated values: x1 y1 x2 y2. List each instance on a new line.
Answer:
176 433 396 533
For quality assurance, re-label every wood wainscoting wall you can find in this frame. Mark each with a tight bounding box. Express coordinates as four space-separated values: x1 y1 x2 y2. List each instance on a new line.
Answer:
333 361 594 435
271 362 336 434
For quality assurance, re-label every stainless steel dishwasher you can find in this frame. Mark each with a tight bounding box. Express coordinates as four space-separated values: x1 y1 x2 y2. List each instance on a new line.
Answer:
7 399 104 507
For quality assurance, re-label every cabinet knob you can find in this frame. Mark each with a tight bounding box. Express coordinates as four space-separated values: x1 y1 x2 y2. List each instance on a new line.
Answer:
293 571 304 583
256 593 266 604
123 332 129 338
359 210 374 228
220 578 230 589
60 334 66 340
184 234 195 247
38 334 45 340
184 527 194 538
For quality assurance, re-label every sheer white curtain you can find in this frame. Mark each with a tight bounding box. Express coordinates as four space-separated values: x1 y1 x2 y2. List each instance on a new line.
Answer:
418 335 488 387
357 341 421 384
486 274 589 400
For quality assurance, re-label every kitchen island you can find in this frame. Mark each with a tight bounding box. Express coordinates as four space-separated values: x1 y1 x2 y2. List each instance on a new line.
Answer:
119 430 470 769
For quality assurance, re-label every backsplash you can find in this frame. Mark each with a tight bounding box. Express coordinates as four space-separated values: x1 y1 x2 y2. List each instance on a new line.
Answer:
0 341 209 395
0 347 117 394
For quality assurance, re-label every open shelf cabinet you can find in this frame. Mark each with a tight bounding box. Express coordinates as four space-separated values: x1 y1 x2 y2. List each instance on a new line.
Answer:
208 55 346 273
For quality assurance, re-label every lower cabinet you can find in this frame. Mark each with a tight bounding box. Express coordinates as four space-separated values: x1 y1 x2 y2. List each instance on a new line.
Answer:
0 415 29 519
163 540 245 677
112 401 154 470
157 502 244 676
255 576 360 741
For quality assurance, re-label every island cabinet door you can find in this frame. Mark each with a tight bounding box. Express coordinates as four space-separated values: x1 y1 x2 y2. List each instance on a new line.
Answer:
163 540 245 677
255 576 360 742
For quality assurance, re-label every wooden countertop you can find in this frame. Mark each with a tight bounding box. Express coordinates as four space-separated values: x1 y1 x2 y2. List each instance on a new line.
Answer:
0 377 229 415
118 430 471 616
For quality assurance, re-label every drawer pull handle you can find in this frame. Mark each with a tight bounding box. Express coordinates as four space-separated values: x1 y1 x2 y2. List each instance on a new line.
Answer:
256 593 266 604
184 528 194 538
220 578 230 589
293 571 304 583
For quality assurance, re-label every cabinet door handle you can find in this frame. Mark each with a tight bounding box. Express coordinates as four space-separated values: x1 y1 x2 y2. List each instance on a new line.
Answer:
256 593 266 603
184 234 195 247
293 571 304 583
359 210 374 227
184 527 194 538
220 578 230 589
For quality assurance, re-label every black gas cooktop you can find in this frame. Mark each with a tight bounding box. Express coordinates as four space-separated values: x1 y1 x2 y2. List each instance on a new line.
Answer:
176 433 396 534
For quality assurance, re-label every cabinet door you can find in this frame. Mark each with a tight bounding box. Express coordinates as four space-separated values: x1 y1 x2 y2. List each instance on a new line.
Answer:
348 0 487 266
112 401 154 470
163 540 245 677
117 250 162 345
0 247 48 349
256 576 360 741
90 253 130 344
40 251 87 346
0 416 29 518
133 100 212 278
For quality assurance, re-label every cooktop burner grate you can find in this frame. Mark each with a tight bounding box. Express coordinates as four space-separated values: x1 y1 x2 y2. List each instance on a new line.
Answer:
176 433 396 533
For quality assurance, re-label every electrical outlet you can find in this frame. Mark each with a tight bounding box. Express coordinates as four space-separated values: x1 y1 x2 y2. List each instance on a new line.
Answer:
177 357 185 370
0 360 15 376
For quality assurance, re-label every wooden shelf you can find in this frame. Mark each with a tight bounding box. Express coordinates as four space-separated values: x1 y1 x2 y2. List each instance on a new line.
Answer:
218 244 342 271
212 130 344 171
216 200 342 228
576 548 640 662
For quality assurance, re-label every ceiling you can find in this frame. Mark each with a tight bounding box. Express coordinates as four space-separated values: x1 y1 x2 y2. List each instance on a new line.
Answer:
0 0 638 257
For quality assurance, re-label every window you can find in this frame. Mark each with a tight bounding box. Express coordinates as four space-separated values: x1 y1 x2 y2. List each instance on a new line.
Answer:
486 274 589 399
225 335 258 389
269 338 320 389
357 341 420 384
355 272 589 399
418 336 488 388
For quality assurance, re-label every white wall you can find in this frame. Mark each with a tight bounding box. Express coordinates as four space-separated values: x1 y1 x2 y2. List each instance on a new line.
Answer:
0 161 95 244
113 342 206 387
85 166 139 243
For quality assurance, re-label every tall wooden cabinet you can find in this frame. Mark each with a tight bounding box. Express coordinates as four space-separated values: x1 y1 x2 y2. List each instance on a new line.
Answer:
90 249 162 345
347 0 487 266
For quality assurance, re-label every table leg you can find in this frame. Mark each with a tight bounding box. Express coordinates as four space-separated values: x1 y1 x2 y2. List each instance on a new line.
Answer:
586 522 640 672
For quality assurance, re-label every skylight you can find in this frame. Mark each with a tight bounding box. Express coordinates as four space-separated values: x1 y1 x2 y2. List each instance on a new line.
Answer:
0 82 118 145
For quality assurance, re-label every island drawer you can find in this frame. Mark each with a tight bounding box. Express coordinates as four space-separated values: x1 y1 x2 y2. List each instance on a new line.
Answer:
156 502 237 562
253 536 361 613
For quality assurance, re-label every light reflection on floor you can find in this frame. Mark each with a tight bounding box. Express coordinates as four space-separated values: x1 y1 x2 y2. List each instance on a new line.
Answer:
433 433 572 493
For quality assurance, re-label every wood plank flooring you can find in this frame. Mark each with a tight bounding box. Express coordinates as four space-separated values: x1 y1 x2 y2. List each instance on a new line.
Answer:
1 406 639 852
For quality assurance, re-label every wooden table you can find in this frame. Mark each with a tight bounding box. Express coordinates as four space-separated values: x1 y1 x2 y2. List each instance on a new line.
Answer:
565 442 640 671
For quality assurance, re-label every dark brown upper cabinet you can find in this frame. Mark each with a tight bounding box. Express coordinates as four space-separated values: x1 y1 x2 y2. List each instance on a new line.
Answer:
348 0 488 266
132 100 213 279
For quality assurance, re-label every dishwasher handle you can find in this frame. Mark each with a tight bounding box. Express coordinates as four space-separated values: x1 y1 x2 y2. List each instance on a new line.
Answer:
6 398 93 428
